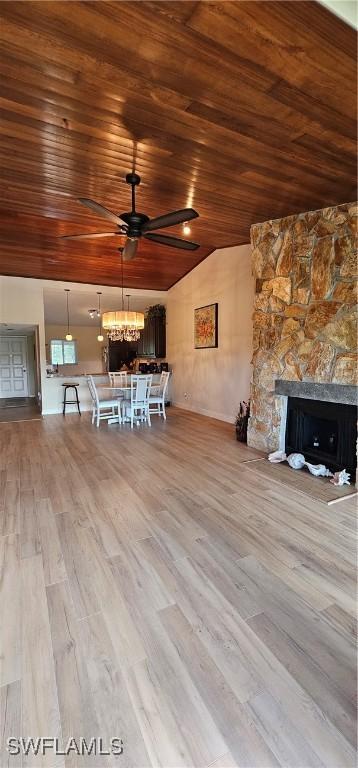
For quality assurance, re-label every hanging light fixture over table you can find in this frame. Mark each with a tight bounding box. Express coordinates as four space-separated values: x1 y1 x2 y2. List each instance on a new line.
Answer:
64 289 73 341
97 292 104 342
102 248 144 342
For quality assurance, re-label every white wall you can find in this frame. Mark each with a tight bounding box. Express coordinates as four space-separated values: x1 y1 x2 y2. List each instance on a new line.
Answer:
318 1 357 29
0 277 46 401
45 324 105 375
167 244 254 423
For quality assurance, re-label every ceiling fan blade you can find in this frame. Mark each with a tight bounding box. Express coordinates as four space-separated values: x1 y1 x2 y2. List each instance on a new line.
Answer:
61 232 118 240
144 232 200 250
78 198 127 227
142 208 198 232
123 238 138 261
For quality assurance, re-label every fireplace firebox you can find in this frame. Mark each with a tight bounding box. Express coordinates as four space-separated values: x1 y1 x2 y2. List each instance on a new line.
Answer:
285 397 357 479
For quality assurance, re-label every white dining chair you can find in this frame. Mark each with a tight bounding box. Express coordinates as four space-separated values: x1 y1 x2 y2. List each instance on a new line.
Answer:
124 374 152 428
149 371 170 420
108 371 128 406
87 375 121 427
111 371 128 387
108 371 128 387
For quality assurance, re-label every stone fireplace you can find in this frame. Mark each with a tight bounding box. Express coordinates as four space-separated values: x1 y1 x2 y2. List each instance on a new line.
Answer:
247 201 357 455
275 380 357 479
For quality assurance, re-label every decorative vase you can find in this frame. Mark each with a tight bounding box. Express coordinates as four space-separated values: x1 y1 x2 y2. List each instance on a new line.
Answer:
235 400 250 443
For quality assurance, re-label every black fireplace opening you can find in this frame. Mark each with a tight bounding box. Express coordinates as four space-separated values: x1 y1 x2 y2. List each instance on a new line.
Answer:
285 396 357 480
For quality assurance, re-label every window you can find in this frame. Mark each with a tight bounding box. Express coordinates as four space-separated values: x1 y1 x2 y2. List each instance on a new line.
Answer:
50 339 77 365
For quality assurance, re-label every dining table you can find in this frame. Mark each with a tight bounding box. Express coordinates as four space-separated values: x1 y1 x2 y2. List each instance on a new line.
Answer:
98 381 160 424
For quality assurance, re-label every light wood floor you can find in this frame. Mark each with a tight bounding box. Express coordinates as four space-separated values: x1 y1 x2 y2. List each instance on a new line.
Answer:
0 408 356 767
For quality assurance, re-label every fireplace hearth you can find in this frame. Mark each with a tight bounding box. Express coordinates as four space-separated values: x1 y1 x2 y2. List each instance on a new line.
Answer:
286 396 357 479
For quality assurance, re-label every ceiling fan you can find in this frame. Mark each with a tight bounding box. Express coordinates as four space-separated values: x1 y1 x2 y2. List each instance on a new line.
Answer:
61 172 200 261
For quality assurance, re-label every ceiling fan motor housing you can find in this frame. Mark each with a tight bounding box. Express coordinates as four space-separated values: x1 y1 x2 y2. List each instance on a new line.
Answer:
120 211 150 239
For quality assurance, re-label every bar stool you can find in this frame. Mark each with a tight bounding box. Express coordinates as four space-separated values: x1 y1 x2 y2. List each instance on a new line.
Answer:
62 382 81 415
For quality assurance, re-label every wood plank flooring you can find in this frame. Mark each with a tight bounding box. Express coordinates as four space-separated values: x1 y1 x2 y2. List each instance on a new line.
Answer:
248 458 357 505
0 407 356 767
0 398 41 424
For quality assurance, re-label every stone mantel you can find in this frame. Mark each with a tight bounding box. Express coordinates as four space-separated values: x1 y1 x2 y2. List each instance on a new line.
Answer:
275 379 357 406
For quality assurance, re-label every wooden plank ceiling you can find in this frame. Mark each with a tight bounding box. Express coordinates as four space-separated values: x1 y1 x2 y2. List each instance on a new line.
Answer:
0 1 356 290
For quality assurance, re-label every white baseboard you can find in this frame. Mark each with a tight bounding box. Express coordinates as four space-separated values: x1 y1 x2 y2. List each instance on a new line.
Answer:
173 400 234 424
42 405 91 415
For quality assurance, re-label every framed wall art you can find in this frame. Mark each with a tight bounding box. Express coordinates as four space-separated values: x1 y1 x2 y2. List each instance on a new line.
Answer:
194 303 218 349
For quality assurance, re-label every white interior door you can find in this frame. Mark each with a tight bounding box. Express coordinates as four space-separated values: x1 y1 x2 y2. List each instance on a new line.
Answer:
0 336 28 398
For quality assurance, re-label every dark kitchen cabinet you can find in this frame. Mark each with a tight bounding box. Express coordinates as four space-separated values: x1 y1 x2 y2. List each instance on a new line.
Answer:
137 319 155 357
108 340 138 370
137 317 166 358
153 317 166 358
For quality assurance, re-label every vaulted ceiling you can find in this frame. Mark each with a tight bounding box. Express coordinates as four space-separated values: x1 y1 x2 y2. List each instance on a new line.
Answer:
0 1 356 290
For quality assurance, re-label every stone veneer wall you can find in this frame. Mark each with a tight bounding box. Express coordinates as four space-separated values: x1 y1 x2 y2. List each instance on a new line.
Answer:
247 201 357 451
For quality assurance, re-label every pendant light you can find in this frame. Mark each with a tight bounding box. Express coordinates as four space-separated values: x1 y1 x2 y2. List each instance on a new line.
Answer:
102 248 144 342
64 289 73 341
97 292 104 342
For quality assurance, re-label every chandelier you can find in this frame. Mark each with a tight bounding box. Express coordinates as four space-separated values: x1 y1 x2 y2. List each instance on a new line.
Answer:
101 248 144 342
102 310 144 342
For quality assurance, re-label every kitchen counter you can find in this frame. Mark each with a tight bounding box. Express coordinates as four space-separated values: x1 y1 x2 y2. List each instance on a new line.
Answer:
46 372 107 378
43 374 109 414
